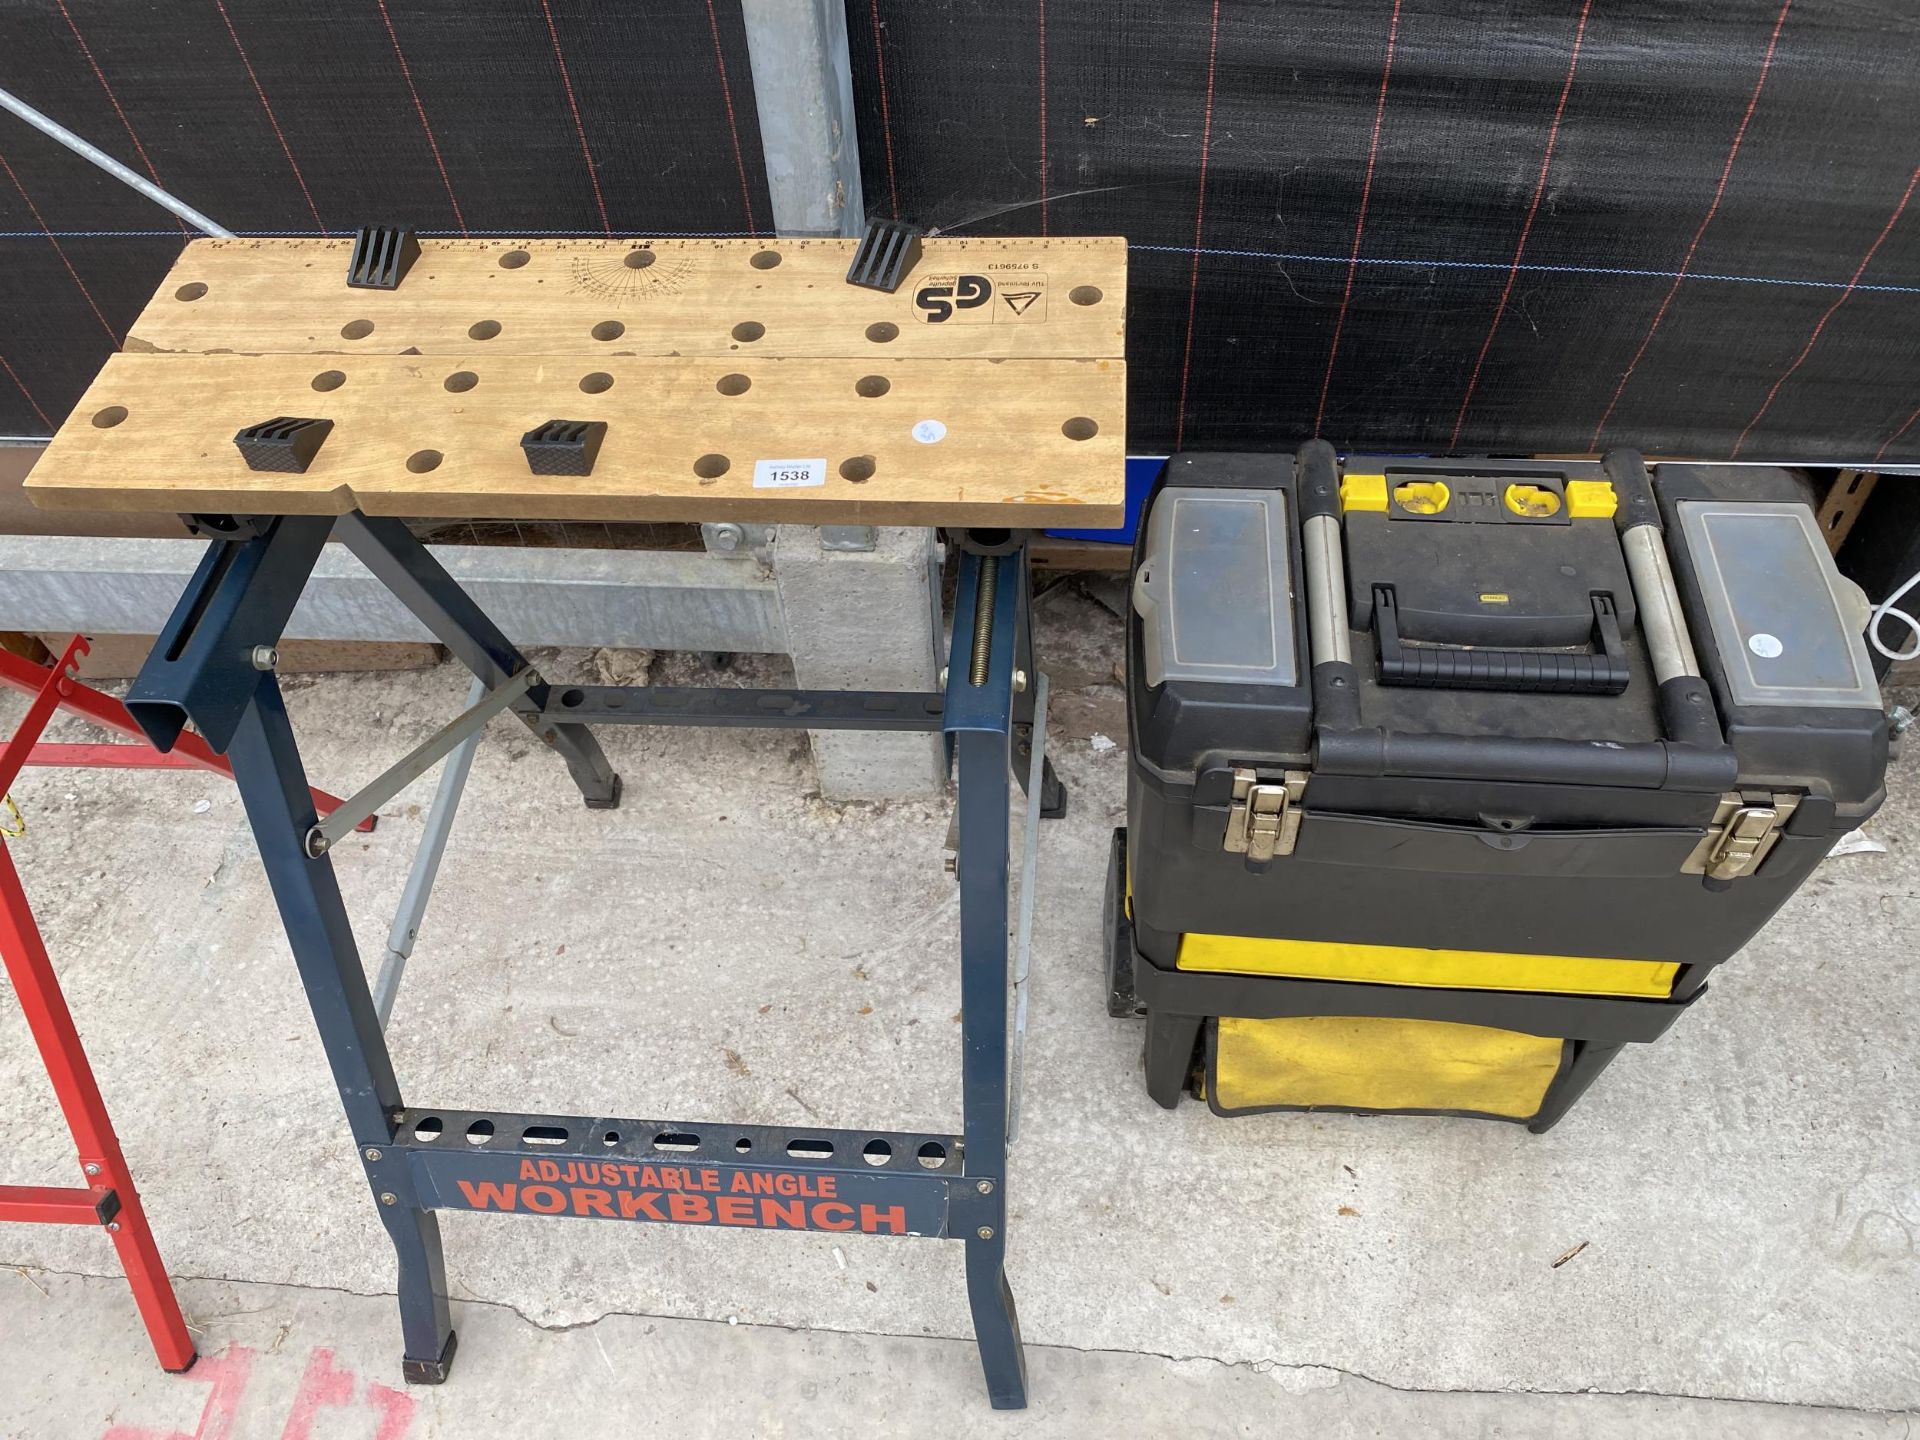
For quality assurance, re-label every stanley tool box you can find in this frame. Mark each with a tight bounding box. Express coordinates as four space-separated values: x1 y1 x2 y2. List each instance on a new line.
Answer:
1107 444 1892 1131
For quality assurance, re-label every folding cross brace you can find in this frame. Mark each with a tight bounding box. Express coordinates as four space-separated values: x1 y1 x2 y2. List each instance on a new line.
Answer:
124 513 1057 1408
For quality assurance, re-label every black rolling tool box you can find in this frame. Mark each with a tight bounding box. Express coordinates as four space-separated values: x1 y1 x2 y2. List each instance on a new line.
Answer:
1107 444 1892 1131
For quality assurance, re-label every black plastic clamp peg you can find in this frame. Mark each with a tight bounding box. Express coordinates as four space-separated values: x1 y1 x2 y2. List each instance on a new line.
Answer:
347 225 420 290
520 419 607 476
233 417 334 474
846 219 922 293
180 514 274 541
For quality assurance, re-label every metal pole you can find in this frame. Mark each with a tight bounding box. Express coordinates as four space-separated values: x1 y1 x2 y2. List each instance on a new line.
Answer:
738 0 864 236
374 676 487 1030
0 86 233 237
1007 670 1048 1145
305 666 538 855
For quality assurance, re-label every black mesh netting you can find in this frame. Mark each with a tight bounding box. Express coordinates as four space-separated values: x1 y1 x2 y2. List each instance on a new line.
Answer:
847 0 1920 462
4 1 1919 464
0 0 769 436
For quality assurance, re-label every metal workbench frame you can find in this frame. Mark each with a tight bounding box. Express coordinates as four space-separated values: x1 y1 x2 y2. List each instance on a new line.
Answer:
121 510 1059 1409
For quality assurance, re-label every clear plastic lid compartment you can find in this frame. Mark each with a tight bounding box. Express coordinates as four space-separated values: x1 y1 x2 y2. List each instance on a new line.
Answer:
1134 488 1299 688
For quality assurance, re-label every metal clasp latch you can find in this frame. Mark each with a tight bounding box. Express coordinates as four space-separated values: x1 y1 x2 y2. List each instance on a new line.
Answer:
1685 792 1800 880
1223 767 1308 862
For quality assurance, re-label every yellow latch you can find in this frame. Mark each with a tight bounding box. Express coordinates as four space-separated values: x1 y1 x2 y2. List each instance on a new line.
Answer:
1564 479 1618 519
1340 473 1388 512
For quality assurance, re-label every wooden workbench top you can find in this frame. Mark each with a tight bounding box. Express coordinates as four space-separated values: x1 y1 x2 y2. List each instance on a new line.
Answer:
28 236 1126 527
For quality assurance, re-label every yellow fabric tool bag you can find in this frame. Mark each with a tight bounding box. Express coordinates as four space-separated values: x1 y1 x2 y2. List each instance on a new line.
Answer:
1205 1016 1568 1121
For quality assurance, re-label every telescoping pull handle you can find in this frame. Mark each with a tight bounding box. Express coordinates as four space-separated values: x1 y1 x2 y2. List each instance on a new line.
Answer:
1373 586 1631 696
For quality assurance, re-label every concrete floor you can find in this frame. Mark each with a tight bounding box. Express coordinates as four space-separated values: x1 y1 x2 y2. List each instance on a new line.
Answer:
1 584 1916 1436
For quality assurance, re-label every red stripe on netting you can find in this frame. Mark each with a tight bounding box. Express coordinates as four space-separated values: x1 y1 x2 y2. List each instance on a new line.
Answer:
0 351 54 431
1449 0 1594 450
213 0 326 234
1875 399 1920 464
53 0 185 232
1313 0 1403 439
703 0 758 238
0 147 119 343
1038 0 1049 235
1590 0 1792 450
373 0 467 236
1733 162 1920 458
867 0 900 220
1173 0 1223 450
539 0 612 234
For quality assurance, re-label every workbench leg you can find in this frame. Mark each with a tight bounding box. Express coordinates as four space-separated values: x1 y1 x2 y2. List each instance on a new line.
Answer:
954 722 1027 1409
333 512 620 809
1010 548 1066 820
222 678 456 1381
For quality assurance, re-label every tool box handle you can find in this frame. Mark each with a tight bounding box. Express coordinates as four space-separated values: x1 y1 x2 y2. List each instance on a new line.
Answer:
1372 586 1631 696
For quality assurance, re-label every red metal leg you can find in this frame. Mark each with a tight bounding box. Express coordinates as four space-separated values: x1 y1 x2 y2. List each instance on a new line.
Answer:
24 743 207 771
0 640 371 831
105 1186 200 1373
0 841 198 1372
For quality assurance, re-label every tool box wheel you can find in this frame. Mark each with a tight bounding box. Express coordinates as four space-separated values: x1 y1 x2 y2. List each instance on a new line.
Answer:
1103 827 1141 1018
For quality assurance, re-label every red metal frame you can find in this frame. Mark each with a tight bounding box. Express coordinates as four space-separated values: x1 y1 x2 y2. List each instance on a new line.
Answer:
1 637 197 1370
23 743 210 771
0 641 371 831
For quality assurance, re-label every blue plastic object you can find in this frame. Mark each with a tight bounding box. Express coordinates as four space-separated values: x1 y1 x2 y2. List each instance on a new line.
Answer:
1046 455 1165 545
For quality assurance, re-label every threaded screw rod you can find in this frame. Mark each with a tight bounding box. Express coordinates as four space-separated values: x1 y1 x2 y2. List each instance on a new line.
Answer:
969 553 1001 687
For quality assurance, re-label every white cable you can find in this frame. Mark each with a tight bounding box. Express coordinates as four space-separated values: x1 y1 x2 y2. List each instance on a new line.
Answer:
1868 567 1920 663
0 86 232 236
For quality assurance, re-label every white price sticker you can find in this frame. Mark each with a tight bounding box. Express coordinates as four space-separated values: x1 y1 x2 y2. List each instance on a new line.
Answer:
752 458 827 489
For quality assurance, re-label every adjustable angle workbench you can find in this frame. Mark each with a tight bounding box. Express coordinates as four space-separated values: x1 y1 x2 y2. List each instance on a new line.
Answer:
25 228 1126 1409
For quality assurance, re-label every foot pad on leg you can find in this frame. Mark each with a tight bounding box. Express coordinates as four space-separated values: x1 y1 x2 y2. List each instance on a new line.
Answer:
583 773 623 811
402 1329 458 1385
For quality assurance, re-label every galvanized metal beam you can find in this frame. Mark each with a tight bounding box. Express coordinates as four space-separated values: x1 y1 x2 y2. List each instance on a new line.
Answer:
0 536 786 654
738 0 864 236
